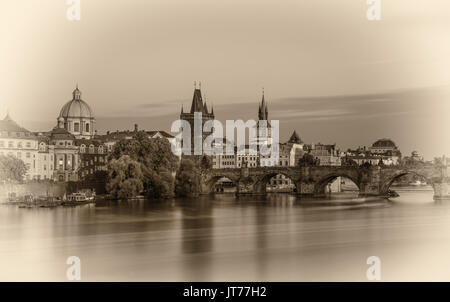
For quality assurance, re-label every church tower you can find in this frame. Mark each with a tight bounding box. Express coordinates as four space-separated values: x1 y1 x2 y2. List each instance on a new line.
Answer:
255 89 272 150
180 82 215 152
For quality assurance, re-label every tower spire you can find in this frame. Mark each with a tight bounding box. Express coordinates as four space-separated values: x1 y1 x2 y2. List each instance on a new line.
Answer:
258 87 268 120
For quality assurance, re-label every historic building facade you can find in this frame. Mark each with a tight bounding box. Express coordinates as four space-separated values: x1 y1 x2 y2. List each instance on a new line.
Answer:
343 138 402 166
2 85 177 183
57 85 96 139
0 113 40 180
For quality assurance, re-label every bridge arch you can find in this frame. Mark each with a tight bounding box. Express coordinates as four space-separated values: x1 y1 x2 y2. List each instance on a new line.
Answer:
203 174 239 193
314 173 361 195
254 171 298 194
380 169 433 194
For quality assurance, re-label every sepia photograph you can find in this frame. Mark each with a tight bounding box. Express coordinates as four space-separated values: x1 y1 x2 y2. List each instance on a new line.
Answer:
1 0 450 294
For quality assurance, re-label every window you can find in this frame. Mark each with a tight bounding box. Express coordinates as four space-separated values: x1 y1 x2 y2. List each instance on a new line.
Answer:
26 142 31 148
17 152 21 158
0 141 3 147
8 141 13 148
74 123 80 132
26 152 30 158
18 142 22 148
85 123 90 132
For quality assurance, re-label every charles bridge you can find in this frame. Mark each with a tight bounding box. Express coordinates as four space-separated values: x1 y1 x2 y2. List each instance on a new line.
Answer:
201 164 450 200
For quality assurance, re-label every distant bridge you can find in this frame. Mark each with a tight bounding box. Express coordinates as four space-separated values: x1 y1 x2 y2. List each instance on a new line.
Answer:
202 165 450 200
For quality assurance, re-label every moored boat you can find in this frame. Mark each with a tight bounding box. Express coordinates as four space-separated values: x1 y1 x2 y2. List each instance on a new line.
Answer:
62 192 95 206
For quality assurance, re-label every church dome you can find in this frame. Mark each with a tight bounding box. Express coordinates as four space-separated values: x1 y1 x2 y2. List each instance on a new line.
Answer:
372 138 397 148
58 86 94 119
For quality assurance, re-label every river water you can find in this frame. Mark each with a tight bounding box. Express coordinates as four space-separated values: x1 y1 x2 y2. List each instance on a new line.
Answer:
1 187 450 281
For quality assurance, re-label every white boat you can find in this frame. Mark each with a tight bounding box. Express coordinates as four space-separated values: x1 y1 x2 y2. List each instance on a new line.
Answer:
62 192 95 205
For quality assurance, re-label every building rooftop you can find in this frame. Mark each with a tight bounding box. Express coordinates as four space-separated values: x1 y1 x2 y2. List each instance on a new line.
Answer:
0 113 35 139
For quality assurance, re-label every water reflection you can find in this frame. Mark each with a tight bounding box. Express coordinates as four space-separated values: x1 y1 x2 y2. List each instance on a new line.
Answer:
1 188 450 281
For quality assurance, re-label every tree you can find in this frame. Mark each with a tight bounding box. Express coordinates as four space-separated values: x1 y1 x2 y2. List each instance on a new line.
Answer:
84 170 108 182
175 158 201 197
361 161 372 168
106 155 144 199
341 156 358 166
200 155 212 172
0 155 28 182
298 153 318 167
108 132 179 199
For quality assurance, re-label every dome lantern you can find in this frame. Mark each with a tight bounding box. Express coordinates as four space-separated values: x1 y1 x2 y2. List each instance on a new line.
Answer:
73 84 81 100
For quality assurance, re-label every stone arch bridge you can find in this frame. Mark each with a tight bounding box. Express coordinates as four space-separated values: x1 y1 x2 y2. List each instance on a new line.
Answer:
202 165 450 200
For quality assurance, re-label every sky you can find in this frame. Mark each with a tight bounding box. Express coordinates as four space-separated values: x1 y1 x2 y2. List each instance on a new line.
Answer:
0 0 450 160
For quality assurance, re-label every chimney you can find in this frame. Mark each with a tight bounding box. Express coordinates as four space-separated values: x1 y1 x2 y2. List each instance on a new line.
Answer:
134 124 138 132
106 131 110 135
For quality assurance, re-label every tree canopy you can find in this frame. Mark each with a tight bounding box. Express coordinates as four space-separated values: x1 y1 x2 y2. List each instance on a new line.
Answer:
175 158 201 197
108 132 179 199
298 153 319 167
341 156 358 166
0 155 28 182
106 155 144 199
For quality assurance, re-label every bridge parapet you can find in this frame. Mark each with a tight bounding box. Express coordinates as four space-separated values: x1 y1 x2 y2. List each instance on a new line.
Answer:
202 164 450 200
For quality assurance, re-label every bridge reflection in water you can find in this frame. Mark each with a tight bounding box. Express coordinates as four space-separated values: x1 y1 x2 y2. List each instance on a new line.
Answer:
203 165 450 200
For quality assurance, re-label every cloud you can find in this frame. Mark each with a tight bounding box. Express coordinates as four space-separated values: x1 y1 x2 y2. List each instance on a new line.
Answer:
271 108 352 120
